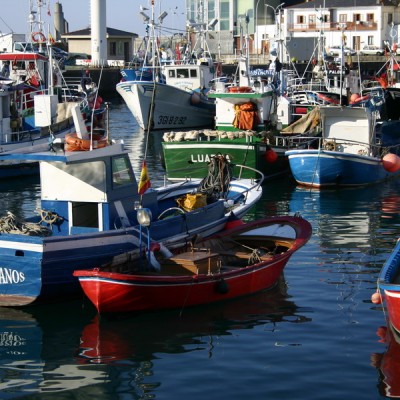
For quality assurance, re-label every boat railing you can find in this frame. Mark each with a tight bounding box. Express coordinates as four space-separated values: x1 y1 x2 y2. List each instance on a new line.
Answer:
234 164 265 188
285 136 399 157
272 134 320 149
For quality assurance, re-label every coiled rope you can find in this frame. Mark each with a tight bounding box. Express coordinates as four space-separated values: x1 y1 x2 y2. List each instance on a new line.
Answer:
0 209 63 236
197 154 233 202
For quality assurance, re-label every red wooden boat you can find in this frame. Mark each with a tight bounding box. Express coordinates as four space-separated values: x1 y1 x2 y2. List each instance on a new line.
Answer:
374 239 400 333
73 215 312 314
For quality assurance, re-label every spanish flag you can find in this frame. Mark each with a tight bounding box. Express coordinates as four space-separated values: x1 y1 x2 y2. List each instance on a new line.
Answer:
138 160 151 195
48 33 56 45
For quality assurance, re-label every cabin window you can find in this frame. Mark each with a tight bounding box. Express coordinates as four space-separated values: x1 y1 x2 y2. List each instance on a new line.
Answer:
112 156 134 186
168 70 176 78
190 69 197 78
72 202 99 228
177 68 189 78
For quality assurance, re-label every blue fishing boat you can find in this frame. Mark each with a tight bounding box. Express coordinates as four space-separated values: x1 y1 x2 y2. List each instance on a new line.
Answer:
285 106 400 187
0 137 263 306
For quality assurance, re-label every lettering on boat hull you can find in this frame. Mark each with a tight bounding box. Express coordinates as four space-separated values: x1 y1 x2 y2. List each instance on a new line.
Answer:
190 154 232 163
0 268 25 284
157 115 188 126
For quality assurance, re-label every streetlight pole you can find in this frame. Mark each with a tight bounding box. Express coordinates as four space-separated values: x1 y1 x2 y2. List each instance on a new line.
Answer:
265 2 285 61
255 0 262 56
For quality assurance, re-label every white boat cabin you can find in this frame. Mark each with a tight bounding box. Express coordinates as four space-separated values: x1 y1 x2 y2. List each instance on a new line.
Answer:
320 106 373 155
3 144 158 235
164 57 215 92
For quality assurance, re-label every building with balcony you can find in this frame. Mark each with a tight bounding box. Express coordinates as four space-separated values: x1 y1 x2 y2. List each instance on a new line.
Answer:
282 0 400 61
186 0 400 64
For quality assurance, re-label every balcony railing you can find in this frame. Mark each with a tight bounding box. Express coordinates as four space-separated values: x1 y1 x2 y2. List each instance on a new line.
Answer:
288 21 377 32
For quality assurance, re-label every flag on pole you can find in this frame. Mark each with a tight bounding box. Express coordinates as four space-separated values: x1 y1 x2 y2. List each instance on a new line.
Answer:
48 33 56 44
138 160 151 195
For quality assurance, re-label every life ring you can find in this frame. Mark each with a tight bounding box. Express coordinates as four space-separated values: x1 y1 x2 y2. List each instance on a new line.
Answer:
323 140 337 151
228 86 253 93
316 93 340 105
65 132 108 151
31 32 46 43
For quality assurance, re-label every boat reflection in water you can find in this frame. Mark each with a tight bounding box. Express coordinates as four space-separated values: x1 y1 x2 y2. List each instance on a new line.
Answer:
372 324 400 398
0 303 102 398
0 279 310 397
76 277 310 364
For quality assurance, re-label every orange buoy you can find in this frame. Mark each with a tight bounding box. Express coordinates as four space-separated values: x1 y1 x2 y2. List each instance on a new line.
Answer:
349 93 360 103
371 291 383 304
382 153 400 172
264 148 278 163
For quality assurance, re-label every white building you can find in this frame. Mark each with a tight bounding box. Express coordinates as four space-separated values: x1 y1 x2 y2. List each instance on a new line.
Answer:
282 0 400 61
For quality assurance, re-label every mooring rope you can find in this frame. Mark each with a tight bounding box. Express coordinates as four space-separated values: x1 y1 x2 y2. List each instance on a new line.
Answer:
0 210 62 236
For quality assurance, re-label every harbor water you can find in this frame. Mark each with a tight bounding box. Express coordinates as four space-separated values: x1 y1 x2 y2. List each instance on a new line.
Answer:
1 99 400 399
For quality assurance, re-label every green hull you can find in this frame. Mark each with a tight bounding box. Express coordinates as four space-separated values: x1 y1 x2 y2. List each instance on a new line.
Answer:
162 138 289 180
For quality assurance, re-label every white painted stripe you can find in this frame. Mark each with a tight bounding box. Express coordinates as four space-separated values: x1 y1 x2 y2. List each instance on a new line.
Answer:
384 290 400 299
164 143 253 150
0 241 43 253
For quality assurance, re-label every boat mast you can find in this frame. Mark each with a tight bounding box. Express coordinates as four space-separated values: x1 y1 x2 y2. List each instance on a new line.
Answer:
28 0 46 52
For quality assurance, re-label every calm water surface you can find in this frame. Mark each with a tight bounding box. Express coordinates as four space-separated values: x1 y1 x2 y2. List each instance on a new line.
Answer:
0 100 400 399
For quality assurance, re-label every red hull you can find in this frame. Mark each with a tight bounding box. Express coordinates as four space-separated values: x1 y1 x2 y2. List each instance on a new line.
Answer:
75 216 312 314
383 291 400 334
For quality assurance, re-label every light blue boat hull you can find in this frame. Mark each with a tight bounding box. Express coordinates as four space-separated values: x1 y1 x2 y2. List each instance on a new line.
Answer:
286 149 400 187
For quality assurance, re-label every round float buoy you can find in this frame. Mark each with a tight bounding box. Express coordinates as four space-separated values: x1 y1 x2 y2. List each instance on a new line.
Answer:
264 148 278 163
371 291 383 304
349 93 360 103
382 153 400 172
216 278 229 294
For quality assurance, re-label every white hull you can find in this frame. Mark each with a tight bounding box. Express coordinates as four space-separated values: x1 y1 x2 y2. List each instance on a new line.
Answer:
117 81 215 131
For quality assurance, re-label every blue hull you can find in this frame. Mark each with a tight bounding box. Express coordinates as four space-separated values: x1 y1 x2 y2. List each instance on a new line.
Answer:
0 200 228 305
286 149 400 187
378 239 400 292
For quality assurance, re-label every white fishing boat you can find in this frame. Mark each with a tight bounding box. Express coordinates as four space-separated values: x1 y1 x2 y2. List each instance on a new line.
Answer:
116 1 217 131
0 1 95 177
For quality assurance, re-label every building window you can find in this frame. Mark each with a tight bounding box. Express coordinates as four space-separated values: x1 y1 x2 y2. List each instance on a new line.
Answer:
367 13 374 22
339 14 347 23
297 15 305 24
109 42 116 56
309 14 316 25
368 36 373 45
117 42 124 56
353 13 361 22
388 14 393 24
220 0 230 31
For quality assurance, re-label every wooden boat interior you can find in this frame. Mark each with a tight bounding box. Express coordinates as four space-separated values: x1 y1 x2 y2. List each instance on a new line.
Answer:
101 233 295 276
